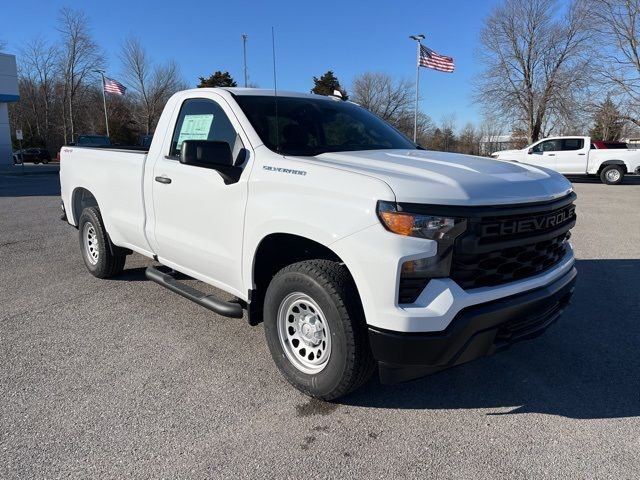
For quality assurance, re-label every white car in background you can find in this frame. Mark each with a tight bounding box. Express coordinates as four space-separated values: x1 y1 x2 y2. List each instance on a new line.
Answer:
491 136 640 184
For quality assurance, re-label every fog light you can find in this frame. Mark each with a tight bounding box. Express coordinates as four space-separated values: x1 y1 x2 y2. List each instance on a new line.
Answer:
402 254 450 279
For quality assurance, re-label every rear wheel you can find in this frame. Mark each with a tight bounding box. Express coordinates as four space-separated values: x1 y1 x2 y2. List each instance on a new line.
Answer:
78 207 126 278
600 165 624 185
263 260 375 400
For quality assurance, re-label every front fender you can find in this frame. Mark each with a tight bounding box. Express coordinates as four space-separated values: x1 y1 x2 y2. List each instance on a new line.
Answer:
242 150 395 291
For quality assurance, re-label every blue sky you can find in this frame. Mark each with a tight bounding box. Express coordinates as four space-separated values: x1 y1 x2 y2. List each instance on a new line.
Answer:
2 0 502 127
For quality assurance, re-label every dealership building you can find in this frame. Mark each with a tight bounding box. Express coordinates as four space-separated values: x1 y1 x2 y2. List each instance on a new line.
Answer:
0 53 19 166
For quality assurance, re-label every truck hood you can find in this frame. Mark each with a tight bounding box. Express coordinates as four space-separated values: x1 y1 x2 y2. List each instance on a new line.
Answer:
306 149 572 205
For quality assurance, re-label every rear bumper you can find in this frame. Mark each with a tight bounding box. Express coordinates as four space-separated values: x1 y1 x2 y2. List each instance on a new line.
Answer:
369 267 576 384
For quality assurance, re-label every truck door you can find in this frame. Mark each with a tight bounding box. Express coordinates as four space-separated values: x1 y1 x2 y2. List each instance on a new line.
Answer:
150 96 250 298
524 139 559 170
554 138 587 174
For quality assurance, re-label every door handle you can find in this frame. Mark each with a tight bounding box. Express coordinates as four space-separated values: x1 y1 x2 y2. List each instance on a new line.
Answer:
547 153 556 156
578 153 586 155
155 176 172 184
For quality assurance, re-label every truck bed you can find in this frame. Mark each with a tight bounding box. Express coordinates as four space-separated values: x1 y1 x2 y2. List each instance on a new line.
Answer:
59 146 153 256
587 148 640 174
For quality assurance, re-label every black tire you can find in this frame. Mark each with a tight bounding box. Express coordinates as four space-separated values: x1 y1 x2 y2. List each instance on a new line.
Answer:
600 165 624 185
78 207 126 278
263 259 375 400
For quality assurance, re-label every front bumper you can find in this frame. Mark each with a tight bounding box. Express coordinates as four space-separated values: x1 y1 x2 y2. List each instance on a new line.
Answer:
369 266 576 384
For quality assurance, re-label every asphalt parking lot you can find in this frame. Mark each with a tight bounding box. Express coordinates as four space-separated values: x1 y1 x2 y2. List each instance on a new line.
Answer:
1 166 639 479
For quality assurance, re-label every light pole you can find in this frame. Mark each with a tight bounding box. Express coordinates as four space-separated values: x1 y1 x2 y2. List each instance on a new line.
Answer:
94 69 109 137
409 34 425 143
241 34 248 88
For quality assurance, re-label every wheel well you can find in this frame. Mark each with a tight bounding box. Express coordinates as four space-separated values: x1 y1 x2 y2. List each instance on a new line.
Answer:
249 233 347 326
71 188 99 226
598 161 627 174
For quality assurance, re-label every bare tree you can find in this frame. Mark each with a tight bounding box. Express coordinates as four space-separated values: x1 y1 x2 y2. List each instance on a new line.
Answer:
20 38 59 147
57 7 103 143
476 0 593 143
395 112 435 144
121 37 185 134
351 72 430 139
352 72 414 122
458 122 480 155
586 0 640 126
440 113 457 152
478 113 510 155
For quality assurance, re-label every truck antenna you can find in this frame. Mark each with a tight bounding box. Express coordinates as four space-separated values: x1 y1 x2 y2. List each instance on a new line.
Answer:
272 26 280 153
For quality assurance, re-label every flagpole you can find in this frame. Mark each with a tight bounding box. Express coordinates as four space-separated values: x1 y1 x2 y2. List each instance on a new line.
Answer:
409 34 425 143
95 69 109 138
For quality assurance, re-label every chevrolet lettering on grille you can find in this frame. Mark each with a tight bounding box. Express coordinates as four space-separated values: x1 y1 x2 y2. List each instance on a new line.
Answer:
481 205 576 237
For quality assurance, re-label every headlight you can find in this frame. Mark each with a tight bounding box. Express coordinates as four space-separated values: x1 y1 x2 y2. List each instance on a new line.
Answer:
377 201 465 240
377 201 468 302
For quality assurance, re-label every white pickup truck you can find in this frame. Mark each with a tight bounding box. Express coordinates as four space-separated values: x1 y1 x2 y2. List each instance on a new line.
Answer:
491 136 640 184
60 88 577 400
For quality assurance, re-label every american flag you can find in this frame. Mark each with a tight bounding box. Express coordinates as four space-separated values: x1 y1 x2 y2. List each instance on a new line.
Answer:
419 45 455 73
103 77 126 95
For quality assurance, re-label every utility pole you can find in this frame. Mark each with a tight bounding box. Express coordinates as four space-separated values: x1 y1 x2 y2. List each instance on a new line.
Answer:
409 34 425 143
94 69 109 137
241 34 249 88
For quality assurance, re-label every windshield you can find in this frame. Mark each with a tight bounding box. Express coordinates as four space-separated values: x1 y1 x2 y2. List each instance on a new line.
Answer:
234 95 417 156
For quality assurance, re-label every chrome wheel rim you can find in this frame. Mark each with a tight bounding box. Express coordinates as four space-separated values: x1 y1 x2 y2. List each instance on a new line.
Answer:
277 292 331 374
606 169 621 182
83 222 99 265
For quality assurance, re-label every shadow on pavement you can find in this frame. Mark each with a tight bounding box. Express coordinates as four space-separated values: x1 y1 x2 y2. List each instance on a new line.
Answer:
566 175 640 185
0 167 60 197
341 259 640 419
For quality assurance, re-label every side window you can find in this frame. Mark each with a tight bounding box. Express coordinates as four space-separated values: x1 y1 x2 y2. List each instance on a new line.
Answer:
561 138 584 151
169 98 243 159
537 139 561 152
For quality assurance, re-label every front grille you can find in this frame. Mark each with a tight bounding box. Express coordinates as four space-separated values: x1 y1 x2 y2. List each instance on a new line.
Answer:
450 197 576 290
395 194 576 302
451 232 568 289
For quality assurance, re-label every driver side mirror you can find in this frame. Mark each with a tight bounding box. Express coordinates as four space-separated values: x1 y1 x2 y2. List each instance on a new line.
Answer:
180 140 242 184
527 148 533 154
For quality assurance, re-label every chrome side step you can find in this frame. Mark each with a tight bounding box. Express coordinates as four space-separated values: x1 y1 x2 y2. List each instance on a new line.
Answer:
145 266 244 318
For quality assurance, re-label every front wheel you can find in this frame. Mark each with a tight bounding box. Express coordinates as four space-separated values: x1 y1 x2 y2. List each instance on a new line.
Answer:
263 260 375 400
600 165 624 185
78 207 126 278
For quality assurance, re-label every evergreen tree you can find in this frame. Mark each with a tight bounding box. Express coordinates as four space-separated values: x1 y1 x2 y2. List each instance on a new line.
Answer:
590 97 624 141
197 71 237 88
311 71 348 99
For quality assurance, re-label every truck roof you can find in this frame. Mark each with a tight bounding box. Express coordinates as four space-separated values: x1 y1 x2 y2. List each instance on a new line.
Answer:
198 87 338 100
